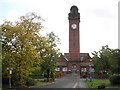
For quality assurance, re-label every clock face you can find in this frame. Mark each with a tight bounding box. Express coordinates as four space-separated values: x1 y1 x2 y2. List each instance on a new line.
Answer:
71 24 77 29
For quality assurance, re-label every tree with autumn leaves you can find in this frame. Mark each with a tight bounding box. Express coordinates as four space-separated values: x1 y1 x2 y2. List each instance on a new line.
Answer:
1 12 61 85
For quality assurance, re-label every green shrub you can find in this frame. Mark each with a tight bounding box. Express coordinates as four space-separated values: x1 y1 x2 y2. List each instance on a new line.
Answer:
86 80 110 88
30 75 44 79
25 77 37 86
94 73 99 78
54 72 61 78
109 75 120 85
104 74 111 78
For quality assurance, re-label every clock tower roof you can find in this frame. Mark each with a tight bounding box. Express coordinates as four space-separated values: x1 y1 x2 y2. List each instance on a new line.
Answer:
70 5 78 13
68 5 80 20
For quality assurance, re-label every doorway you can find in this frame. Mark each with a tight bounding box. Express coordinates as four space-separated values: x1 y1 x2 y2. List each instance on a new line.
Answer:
71 64 77 73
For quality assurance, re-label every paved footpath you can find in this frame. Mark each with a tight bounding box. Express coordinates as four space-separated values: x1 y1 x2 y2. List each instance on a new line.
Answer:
77 78 88 88
37 73 88 88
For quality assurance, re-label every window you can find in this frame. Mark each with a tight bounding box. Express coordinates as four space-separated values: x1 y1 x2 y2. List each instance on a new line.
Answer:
89 68 94 72
80 57 84 61
81 68 86 72
90 59 92 61
63 67 67 72
72 64 76 69
55 67 60 71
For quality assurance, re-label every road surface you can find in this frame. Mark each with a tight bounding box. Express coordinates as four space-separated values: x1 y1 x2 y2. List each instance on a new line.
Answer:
38 73 88 88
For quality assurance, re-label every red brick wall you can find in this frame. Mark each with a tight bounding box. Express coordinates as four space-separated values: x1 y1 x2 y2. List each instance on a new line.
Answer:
69 19 80 60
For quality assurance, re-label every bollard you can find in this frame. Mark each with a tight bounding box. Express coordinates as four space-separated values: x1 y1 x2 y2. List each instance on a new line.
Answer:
90 77 92 82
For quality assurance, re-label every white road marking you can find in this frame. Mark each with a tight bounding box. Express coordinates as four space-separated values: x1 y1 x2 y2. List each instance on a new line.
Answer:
73 82 78 88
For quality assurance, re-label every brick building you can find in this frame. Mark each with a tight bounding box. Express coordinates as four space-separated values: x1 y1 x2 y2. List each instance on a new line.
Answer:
57 5 94 77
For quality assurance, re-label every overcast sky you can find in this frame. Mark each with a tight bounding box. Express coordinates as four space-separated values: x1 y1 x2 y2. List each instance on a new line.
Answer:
0 0 119 56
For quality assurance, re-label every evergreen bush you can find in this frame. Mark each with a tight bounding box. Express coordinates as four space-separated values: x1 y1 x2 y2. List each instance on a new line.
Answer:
104 73 111 78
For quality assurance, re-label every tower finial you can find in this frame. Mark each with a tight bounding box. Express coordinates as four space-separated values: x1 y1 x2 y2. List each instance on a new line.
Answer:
70 5 78 14
68 5 80 20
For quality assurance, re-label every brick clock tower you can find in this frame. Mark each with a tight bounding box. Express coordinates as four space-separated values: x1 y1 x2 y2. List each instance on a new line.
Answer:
58 5 94 75
68 5 80 73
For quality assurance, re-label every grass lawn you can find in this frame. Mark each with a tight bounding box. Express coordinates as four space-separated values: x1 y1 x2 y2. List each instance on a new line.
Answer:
86 80 110 88
28 81 53 88
36 81 51 86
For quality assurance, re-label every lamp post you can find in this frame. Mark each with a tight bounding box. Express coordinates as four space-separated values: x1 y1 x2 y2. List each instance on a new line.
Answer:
89 65 92 82
6 67 13 88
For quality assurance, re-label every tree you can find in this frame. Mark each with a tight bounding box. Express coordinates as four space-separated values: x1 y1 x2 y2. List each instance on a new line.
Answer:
39 32 61 81
2 12 43 85
92 45 111 73
109 49 120 74
92 45 120 74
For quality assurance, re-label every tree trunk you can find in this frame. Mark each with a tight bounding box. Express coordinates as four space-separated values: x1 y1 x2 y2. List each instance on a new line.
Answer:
47 69 50 82
51 72 55 81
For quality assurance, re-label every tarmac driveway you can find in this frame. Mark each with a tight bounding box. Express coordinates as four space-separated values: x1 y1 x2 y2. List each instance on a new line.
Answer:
38 73 88 88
